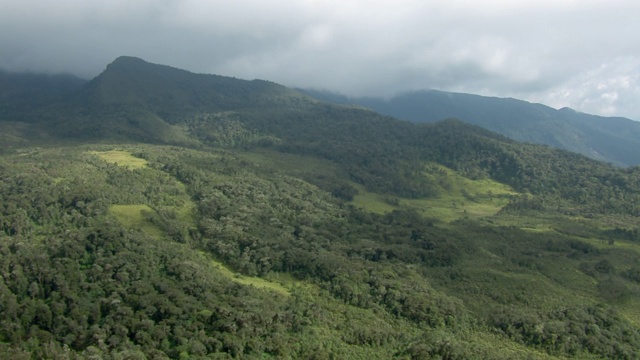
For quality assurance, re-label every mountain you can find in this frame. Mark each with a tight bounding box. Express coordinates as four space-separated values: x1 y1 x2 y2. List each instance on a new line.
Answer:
31 56 315 143
0 70 86 120
2 57 640 358
301 89 640 166
0 71 87 148
77 56 300 112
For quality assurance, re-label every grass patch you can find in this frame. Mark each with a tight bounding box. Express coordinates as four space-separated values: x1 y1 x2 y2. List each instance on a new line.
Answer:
109 204 163 238
351 190 511 221
208 257 290 296
619 298 640 327
351 163 519 222
466 332 567 360
90 150 148 169
489 213 575 232
350 185 398 215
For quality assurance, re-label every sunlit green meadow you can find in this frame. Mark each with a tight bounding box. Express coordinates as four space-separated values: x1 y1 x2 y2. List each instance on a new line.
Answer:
90 150 148 169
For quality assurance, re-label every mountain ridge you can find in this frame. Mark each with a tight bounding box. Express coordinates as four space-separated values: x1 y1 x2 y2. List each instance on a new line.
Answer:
78 56 302 112
4 56 640 167
300 88 640 166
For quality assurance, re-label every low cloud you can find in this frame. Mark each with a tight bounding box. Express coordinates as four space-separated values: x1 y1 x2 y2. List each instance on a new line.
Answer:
524 57 640 119
1 0 640 119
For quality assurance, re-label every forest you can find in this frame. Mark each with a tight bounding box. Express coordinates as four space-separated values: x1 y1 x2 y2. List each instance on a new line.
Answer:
2 56 640 359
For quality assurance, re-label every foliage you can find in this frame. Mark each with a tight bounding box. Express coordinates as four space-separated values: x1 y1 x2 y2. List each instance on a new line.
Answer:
89 150 148 169
2 144 640 358
2 58 640 358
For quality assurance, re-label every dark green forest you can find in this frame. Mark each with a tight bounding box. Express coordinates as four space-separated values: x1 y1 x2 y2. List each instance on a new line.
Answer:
2 57 640 359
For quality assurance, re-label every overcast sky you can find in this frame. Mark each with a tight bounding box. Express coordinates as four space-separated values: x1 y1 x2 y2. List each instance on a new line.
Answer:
2 0 640 120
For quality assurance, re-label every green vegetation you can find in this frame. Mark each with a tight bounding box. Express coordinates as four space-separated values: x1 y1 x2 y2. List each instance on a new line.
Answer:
351 163 518 222
302 88 640 166
109 204 163 238
90 150 148 169
2 56 640 358
208 256 291 296
3 143 640 359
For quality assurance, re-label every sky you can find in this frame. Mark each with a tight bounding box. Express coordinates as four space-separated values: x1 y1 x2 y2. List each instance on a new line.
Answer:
1 0 640 120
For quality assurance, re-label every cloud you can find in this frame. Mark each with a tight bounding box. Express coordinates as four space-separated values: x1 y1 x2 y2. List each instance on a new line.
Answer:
529 57 640 120
1 0 640 119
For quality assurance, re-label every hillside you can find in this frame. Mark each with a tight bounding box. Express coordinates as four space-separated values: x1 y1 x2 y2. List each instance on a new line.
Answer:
301 89 640 166
0 70 86 121
2 57 640 358
77 56 301 112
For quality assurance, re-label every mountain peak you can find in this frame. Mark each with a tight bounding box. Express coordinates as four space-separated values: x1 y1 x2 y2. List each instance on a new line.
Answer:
559 107 578 113
103 56 150 72
79 56 305 123
100 56 180 77
111 55 147 64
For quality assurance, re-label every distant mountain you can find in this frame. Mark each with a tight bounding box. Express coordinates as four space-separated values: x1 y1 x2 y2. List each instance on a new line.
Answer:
42 56 317 142
301 89 640 166
0 70 86 121
77 56 303 114
5 57 640 167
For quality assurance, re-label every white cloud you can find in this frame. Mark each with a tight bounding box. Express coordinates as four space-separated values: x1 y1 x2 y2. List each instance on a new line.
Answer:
524 57 640 120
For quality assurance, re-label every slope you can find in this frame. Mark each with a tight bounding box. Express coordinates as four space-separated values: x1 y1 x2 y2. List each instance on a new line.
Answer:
2 143 640 359
77 56 302 113
27 56 314 144
0 71 87 148
301 89 640 166
5 56 640 217
0 70 86 122
3 57 640 358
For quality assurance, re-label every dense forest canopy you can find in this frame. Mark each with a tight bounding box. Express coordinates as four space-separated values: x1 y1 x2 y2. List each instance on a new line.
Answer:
2 57 640 359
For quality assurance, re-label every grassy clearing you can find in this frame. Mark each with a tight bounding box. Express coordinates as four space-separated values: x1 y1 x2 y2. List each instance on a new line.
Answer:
90 150 148 169
350 185 398 214
577 236 639 252
351 163 519 222
350 190 511 221
241 153 517 223
174 201 197 226
109 204 164 238
467 332 570 360
619 298 640 328
457 258 596 311
405 194 512 222
207 256 290 296
424 163 516 197
490 213 566 232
